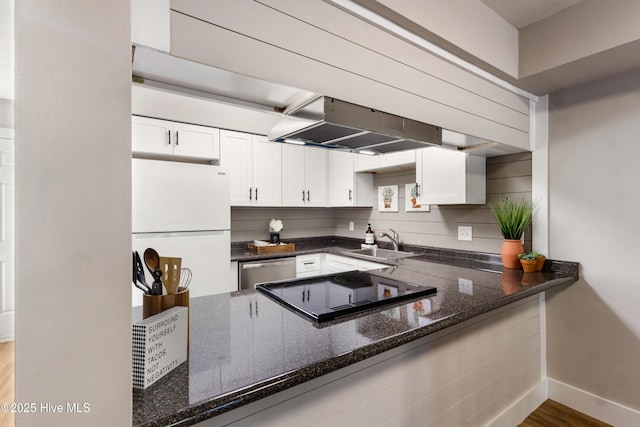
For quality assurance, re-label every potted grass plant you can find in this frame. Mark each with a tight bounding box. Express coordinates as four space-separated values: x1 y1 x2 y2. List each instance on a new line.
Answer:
490 197 535 268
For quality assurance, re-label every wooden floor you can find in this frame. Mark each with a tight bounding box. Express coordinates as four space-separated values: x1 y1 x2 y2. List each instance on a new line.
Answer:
0 341 14 427
519 399 612 427
0 341 612 427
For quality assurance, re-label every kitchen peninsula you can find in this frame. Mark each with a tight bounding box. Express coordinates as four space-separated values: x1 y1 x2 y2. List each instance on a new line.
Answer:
132 238 578 427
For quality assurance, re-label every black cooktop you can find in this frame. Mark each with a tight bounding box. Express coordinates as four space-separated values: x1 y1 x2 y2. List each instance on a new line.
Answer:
256 270 437 323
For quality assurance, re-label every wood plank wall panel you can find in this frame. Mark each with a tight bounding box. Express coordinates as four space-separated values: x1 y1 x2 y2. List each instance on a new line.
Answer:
230 207 336 242
169 1 531 149
198 297 541 427
333 152 533 253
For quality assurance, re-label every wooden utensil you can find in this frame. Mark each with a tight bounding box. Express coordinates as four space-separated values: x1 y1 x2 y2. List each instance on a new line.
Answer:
143 248 163 296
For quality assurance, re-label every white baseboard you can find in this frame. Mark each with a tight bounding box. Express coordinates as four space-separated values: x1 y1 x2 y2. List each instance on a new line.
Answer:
549 377 640 427
483 378 548 427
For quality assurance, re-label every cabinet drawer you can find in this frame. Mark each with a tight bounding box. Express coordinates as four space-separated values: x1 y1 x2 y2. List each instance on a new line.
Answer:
296 254 322 277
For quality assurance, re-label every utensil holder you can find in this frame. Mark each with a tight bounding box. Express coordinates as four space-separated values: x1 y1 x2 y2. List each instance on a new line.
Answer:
143 288 190 343
143 287 189 318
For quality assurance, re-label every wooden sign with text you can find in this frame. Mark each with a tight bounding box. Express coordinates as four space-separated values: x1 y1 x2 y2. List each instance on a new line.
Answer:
132 306 188 389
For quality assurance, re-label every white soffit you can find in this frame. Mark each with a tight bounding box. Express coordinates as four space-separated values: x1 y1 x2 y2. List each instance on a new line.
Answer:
133 46 309 110
480 0 583 29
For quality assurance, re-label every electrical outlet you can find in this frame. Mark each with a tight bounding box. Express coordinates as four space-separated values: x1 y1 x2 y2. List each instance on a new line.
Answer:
348 221 354 231
458 278 473 295
458 226 472 241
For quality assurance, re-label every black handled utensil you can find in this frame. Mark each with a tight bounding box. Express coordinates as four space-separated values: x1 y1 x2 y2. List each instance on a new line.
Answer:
133 251 151 294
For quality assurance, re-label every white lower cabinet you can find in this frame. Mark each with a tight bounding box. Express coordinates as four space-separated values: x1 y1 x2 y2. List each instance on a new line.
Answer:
220 130 281 206
323 253 359 274
358 259 388 271
321 253 386 274
296 254 322 278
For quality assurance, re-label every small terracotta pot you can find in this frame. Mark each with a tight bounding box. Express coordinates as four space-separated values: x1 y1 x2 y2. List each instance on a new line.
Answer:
535 255 546 271
500 239 524 269
520 259 537 273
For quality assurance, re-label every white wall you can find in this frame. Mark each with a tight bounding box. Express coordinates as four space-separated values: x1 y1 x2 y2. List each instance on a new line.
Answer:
375 0 519 77
197 296 544 427
546 69 640 425
520 0 640 78
14 1 132 425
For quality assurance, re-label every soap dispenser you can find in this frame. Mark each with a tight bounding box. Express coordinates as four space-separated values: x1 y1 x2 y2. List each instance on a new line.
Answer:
365 223 375 244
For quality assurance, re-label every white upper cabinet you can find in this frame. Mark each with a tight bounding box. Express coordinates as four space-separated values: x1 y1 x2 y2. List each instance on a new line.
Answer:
220 130 281 206
416 147 486 205
282 145 327 207
132 116 220 160
354 150 416 173
327 150 374 207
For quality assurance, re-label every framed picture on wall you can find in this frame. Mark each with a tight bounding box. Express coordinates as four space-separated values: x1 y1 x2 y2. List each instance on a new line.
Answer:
378 185 398 212
405 183 430 212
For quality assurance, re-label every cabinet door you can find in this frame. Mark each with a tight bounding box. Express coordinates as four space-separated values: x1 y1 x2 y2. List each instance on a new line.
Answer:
132 116 173 156
422 147 466 204
173 122 220 160
252 136 282 207
323 254 359 274
418 147 485 204
220 130 253 206
281 144 306 207
304 146 327 207
327 150 355 206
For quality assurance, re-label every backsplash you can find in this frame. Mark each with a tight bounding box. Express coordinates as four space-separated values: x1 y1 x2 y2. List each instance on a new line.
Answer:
231 152 532 254
231 206 337 242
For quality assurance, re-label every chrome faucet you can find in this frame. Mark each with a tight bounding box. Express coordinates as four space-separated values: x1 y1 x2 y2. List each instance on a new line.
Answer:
377 229 399 251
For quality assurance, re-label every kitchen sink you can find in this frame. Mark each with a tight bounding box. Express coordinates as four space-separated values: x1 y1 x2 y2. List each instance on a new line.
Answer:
343 248 418 261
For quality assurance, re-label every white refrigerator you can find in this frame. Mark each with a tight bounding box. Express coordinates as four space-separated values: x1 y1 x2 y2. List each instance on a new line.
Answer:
132 158 231 306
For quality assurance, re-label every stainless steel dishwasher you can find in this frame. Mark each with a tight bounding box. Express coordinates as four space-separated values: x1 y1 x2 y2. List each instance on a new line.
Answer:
239 257 297 290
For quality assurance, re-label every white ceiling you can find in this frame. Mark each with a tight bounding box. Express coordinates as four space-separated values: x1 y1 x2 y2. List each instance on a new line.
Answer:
480 0 583 29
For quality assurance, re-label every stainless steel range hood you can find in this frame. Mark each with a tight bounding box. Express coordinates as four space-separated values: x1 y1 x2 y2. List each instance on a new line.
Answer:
268 96 442 154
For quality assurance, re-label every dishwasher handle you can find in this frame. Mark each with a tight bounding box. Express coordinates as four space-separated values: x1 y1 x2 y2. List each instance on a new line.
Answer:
241 259 295 269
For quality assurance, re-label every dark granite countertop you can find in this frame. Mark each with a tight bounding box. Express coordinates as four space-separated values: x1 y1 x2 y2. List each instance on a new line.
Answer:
133 238 578 427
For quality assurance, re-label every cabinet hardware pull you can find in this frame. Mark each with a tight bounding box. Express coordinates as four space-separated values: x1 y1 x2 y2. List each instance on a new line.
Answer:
249 188 253 200
249 301 253 318
256 188 258 200
168 130 171 146
175 131 179 146
302 190 305 202
307 190 310 201
348 189 352 201
415 183 420 198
